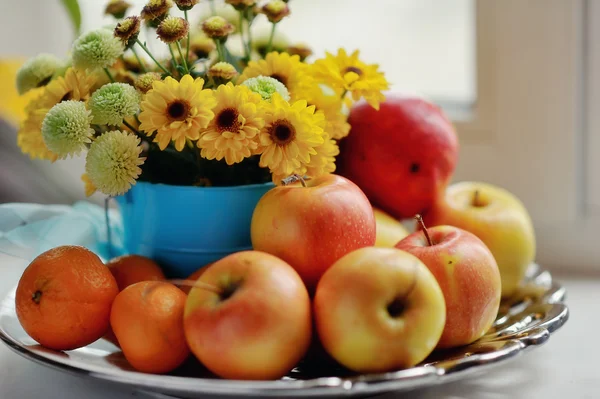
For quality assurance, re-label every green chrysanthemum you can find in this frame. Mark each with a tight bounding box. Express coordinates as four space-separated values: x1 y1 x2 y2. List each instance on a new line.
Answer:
89 83 140 125
85 130 145 196
241 76 290 102
16 53 62 95
41 101 94 158
72 29 124 70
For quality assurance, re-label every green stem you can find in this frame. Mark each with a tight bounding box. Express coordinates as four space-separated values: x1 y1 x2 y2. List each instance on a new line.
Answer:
209 0 216 15
215 40 225 62
136 39 170 75
341 89 348 99
131 47 147 73
239 11 248 59
176 41 189 74
247 9 254 56
168 43 179 75
103 67 115 82
123 119 140 134
265 23 277 55
184 10 191 64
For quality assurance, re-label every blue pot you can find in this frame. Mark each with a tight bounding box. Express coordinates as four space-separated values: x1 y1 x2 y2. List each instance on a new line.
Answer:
114 181 274 277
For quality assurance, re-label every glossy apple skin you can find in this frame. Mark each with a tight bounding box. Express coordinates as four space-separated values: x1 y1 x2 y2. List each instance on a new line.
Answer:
373 207 410 247
251 174 376 292
423 181 536 297
396 226 501 348
314 247 446 373
337 95 459 219
183 251 312 380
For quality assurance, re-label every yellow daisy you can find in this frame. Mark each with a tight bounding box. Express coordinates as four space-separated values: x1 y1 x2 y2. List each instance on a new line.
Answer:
17 92 59 161
238 52 311 101
312 49 389 110
197 83 265 165
81 173 97 197
39 67 96 109
16 68 96 162
258 93 325 180
300 84 350 140
138 74 217 151
306 137 340 178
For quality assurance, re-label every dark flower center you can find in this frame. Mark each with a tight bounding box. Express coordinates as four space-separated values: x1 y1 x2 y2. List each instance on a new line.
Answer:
60 91 73 103
167 100 190 121
269 120 296 145
216 108 240 132
344 66 363 76
270 73 288 86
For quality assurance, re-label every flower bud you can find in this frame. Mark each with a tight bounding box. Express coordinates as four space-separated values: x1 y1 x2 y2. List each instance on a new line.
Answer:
225 0 256 10
156 16 189 43
261 0 290 23
208 62 238 81
287 44 312 61
134 72 163 94
201 16 235 40
174 0 199 11
105 0 131 19
141 0 173 28
114 16 141 49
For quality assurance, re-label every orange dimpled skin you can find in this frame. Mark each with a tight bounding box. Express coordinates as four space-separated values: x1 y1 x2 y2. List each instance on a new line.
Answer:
106 255 166 291
15 245 119 351
110 281 190 374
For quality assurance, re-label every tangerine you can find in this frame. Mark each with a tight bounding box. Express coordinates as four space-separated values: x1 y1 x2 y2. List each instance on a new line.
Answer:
15 246 118 351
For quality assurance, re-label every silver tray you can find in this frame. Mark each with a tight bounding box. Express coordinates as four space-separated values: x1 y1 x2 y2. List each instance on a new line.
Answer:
0 263 568 398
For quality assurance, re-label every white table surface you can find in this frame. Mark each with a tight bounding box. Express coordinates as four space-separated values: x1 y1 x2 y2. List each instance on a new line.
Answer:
0 252 596 399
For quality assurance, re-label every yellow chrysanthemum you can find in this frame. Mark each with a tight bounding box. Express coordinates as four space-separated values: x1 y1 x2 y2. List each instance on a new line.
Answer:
197 83 265 165
138 74 217 151
306 137 339 178
299 84 350 140
39 67 96 109
258 93 325 180
238 52 311 101
16 92 59 161
16 68 96 161
81 173 97 197
312 49 389 110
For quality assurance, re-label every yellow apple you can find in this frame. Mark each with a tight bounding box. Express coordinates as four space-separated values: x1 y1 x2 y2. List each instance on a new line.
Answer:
373 208 410 247
314 247 446 373
423 181 536 297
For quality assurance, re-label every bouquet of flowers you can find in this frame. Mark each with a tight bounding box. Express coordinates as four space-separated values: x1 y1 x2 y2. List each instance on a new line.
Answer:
15 0 389 197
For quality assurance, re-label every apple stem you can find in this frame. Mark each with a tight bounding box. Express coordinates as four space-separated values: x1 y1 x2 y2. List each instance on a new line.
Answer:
473 190 480 206
414 214 433 246
169 279 223 295
281 174 310 187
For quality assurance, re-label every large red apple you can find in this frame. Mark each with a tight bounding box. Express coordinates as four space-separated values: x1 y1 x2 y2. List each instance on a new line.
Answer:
338 95 459 219
251 174 376 292
314 247 446 373
396 219 501 348
183 251 312 380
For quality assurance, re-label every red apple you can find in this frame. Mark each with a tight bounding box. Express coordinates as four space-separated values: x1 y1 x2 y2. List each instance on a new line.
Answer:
314 247 446 373
251 174 376 292
337 95 459 219
183 251 312 380
396 218 501 348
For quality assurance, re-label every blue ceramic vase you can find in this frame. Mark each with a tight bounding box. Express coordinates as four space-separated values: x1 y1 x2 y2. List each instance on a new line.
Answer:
114 181 273 277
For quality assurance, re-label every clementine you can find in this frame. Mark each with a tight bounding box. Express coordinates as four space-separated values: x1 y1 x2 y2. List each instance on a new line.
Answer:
106 255 165 291
110 281 189 374
15 245 119 351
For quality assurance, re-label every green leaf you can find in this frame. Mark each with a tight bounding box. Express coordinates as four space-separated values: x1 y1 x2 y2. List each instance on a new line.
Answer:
60 0 82 36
